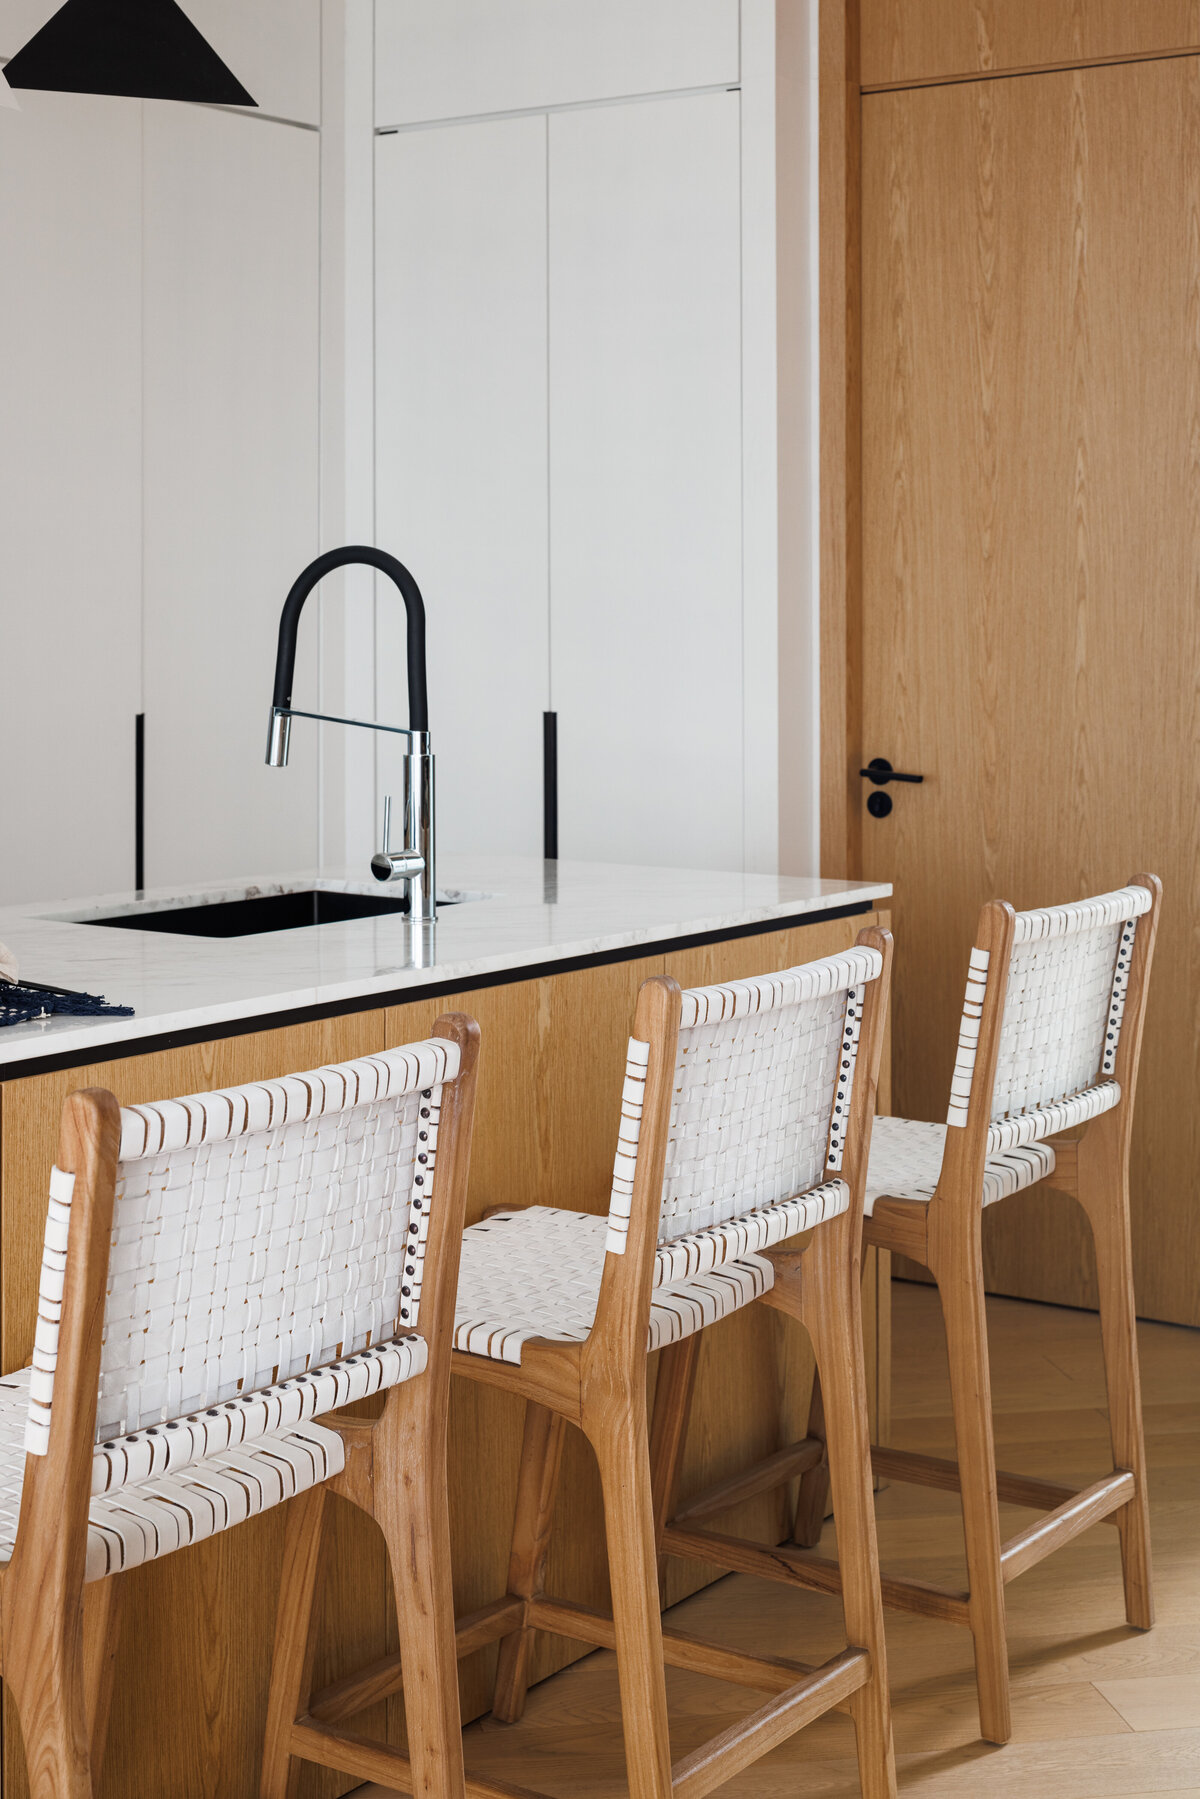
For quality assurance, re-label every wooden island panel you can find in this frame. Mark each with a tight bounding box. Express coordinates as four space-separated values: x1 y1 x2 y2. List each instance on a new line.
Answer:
0 908 888 1797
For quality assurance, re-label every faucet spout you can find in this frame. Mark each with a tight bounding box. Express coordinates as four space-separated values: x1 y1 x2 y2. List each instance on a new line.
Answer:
267 545 428 761
265 545 436 920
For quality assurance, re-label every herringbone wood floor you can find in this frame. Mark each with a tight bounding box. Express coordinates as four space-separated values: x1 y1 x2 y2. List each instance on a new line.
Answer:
357 1281 1200 1797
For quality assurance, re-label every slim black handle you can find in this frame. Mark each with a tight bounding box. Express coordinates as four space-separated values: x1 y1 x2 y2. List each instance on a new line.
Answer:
859 757 924 786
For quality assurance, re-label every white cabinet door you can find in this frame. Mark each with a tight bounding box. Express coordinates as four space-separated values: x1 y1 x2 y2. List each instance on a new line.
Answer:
0 91 142 907
375 115 548 857
549 91 744 870
375 0 739 127
142 105 320 887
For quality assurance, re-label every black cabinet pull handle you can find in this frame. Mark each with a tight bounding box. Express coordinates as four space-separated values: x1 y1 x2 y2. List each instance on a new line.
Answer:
859 757 924 786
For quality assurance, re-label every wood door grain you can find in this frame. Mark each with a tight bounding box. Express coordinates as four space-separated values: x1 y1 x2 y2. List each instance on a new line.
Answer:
861 0 1200 90
861 57 1200 1324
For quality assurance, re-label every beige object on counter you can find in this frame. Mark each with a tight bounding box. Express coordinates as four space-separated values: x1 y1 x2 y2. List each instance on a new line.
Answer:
0 943 17 984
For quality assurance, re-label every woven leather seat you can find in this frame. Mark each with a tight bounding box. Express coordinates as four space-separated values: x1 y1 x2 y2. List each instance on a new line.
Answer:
454 1205 774 1362
865 1116 1055 1213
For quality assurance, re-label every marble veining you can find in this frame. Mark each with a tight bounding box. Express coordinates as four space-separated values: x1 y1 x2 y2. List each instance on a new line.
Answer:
0 856 890 1068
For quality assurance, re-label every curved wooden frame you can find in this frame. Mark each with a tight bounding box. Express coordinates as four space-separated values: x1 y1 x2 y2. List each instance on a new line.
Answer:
326 928 896 1799
664 875 1161 1748
0 1013 480 1799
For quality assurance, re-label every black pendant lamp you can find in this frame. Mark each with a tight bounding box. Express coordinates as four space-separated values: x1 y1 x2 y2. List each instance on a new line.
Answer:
4 0 256 106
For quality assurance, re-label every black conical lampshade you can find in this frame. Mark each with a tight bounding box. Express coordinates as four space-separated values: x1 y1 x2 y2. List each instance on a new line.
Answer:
4 0 256 106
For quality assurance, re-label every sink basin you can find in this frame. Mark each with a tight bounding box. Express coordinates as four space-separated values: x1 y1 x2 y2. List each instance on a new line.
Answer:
81 888 485 939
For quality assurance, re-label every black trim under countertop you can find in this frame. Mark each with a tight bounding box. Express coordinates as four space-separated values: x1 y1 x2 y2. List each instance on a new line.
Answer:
0 899 878 1080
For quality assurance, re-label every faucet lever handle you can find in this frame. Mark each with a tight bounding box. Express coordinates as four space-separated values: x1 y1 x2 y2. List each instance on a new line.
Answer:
381 794 392 854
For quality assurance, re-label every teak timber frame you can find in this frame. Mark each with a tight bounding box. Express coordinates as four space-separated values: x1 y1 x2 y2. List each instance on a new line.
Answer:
473 929 895 1799
302 930 898 1799
658 877 1161 1749
0 1013 482 1799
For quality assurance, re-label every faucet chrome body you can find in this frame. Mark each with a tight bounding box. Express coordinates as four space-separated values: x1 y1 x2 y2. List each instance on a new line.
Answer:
265 546 437 921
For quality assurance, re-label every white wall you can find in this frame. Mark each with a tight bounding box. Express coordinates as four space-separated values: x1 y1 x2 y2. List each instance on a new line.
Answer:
0 3 323 905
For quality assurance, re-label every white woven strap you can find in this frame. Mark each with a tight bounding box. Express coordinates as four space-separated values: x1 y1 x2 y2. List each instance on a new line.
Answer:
26 1164 75 1455
676 946 884 1027
985 1080 1119 1154
605 1037 650 1256
117 1039 459 1159
604 947 883 1260
1101 919 1137 1076
91 1335 425 1497
652 1178 849 1284
1010 884 1152 947
946 949 990 1129
26 1038 459 1460
946 886 1151 1134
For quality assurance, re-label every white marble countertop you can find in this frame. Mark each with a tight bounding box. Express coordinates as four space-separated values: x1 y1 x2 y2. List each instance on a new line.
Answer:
0 857 890 1069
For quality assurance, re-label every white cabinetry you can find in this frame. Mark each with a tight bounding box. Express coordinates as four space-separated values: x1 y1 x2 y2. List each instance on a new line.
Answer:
0 92 142 907
372 54 759 870
548 92 743 867
142 105 321 887
375 116 548 856
375 0 739 127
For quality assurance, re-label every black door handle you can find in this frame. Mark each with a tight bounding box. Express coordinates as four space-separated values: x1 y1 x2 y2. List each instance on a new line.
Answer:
859 757 924 786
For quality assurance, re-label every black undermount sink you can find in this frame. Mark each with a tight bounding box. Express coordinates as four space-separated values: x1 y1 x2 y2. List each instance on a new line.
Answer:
87 890 432 938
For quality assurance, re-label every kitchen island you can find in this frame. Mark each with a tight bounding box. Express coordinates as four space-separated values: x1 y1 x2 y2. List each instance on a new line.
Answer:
0 856 890 1799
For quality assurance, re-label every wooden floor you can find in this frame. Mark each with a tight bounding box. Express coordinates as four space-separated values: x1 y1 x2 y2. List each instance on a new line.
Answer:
355 1281 1200 1797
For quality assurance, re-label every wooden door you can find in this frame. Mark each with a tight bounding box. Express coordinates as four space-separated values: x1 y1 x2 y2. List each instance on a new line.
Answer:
860 55 1200 1325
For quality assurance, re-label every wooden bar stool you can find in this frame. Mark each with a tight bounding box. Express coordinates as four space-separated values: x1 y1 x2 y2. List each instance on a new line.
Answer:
662 876 1161 1748
0 1018 478 1799
442 931 896 1799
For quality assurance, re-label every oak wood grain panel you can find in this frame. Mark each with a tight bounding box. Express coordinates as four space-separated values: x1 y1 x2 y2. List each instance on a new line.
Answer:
861 58 1200 1323
819 0 863 880
861 0 1200 90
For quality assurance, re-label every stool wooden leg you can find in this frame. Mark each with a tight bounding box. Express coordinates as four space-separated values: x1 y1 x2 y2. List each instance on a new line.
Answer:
648 1335 701 1594
1079 1134 1154 1629
804 1223 897 1799
791 1367 830 1548
588 1390 674 1799
82 1574 122 1779
375 1384 468 1799
9 1603 94 1799
261 1485 328 1799
929 1214 1011 1745
493 1400 568 1723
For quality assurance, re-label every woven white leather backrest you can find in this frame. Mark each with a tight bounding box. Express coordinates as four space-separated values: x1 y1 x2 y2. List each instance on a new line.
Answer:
28 1039 459 1452
607 947 883 1254
946 885 1151 1134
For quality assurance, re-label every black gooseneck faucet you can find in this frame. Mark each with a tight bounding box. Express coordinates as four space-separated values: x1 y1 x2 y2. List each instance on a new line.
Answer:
265 546 437 921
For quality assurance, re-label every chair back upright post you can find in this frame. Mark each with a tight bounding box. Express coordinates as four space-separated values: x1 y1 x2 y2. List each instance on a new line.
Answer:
932 900 1017 1234
585 975 684 1395
3 1087 121 1798
1071 875 1162 1633
835 926 895 1240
